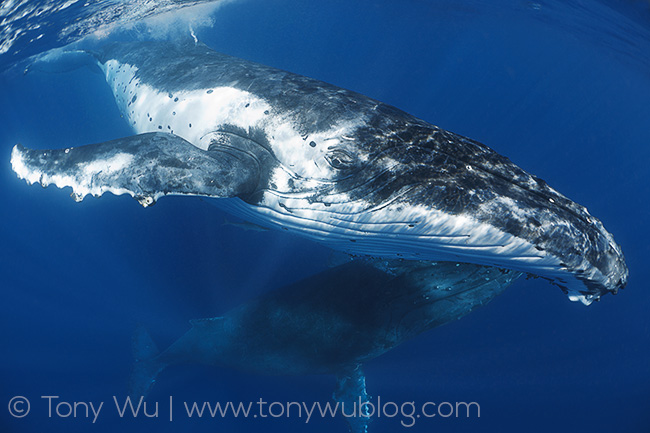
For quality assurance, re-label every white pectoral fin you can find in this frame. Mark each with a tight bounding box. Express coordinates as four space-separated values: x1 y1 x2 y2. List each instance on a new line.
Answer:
11 132 261 206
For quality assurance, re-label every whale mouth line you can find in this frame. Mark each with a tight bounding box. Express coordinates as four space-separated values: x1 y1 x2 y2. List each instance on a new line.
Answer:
233 198 548 258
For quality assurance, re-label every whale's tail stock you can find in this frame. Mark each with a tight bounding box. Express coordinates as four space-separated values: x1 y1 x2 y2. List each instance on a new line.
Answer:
129 325 164 399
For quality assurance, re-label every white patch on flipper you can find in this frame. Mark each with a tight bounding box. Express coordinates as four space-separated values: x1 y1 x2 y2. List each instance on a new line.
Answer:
82 152 134 176
10 146 41 185
568 292 595 306
11 145 138 202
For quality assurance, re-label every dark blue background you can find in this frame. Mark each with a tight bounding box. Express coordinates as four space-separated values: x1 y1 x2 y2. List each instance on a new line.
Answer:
1 0 648 432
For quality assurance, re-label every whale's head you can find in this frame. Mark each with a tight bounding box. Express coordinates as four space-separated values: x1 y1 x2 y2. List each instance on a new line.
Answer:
245 102 628 304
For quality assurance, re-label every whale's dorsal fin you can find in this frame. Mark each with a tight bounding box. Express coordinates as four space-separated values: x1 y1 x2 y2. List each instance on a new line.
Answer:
334 364 371 433
11 132 263 206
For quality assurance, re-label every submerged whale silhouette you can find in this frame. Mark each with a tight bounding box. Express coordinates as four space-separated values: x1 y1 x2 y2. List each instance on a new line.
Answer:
10 40 627 303
131 260 520 433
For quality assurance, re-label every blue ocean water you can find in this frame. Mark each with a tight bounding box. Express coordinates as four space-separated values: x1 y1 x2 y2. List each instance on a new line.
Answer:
1 1 649 432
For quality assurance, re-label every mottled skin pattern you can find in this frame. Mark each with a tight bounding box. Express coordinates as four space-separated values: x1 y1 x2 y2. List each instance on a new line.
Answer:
13 40 627 301
13 133 263 204
98 41 626 298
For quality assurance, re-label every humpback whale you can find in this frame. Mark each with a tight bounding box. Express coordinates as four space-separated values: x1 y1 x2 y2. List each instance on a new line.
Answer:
10 40 627 303
130 260 521 433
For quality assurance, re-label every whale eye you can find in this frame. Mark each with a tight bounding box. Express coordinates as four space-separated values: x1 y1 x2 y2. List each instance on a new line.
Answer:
325 149 355 170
